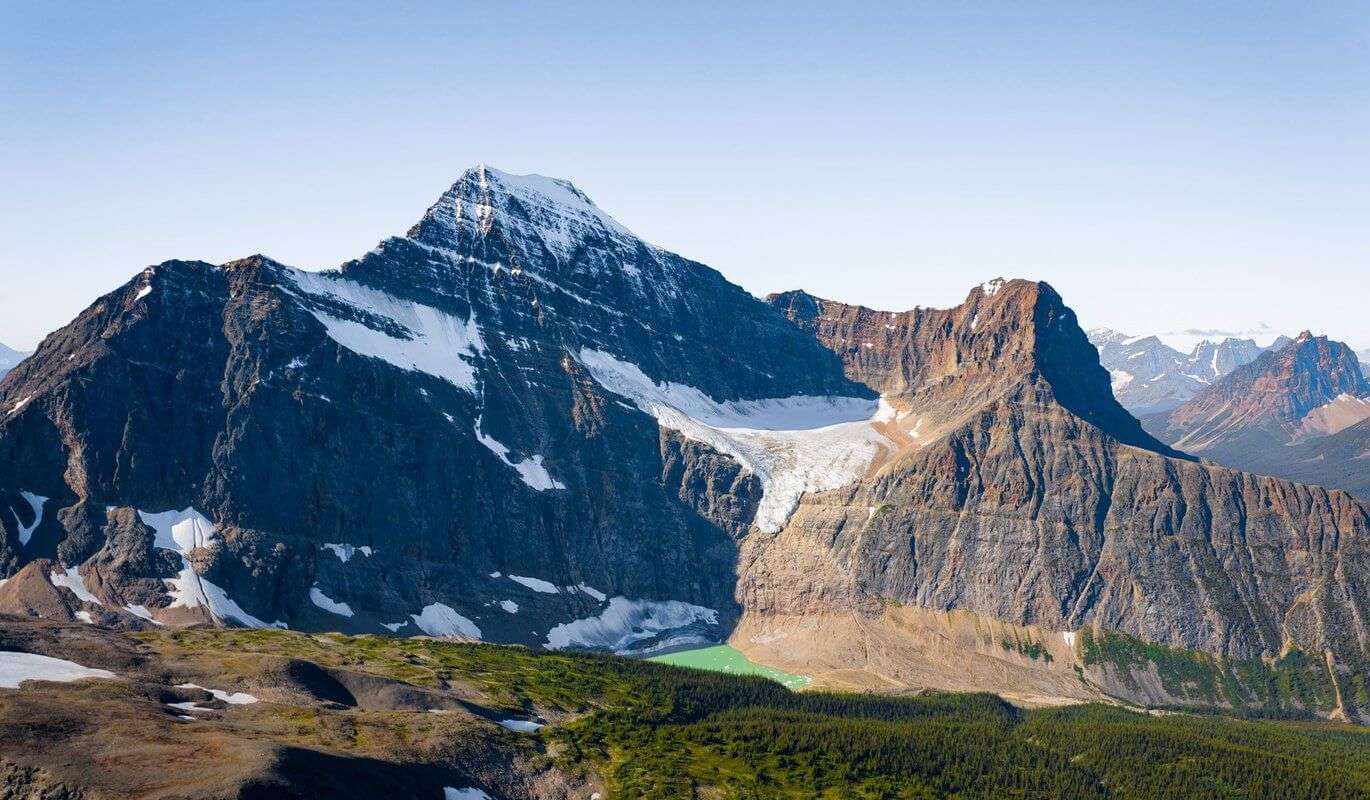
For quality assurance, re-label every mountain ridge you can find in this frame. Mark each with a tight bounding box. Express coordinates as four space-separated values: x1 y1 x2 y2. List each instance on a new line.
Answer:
1 166 1368 721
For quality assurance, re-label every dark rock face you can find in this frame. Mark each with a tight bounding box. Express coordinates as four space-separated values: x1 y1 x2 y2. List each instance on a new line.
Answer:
0 167 858 649
1144 332 1370 501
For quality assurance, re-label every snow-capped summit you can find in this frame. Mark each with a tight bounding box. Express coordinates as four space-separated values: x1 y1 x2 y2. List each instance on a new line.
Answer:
407 165 644 267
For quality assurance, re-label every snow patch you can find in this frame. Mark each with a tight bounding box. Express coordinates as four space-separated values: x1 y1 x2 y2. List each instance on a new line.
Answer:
13 491 45 546
309 585 355 617
508 575 559 594
410 603 482 639
75 610 94 624
474 421 566 491
124 604 161 624
545 596 720 652
499 600 519 614
8 395 32 416
50 566 100 605
577 349 892 532
980 278 1006 296
577 583 607 602
380 621 408 633
1063 630 1077 648
497 718 544 733
321 543 372 563
444 788 492 800
285 270 485 392
176 682 259 704
0 652 115 688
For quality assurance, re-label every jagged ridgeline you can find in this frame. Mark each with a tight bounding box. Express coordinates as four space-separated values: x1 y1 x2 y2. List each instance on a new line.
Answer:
0 167 1367 721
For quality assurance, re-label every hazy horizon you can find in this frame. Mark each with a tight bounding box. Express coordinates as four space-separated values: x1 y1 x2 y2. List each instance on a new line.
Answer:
3 3 1367 352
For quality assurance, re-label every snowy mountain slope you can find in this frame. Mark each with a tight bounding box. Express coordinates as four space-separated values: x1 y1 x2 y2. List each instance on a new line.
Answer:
0 166 868 653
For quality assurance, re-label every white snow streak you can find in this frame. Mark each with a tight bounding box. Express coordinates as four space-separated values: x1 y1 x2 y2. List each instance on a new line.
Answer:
49 567 100 605
286 270 485 392
508 575 560 594
309 585 355 617
13 491 45 545
474 422 566 491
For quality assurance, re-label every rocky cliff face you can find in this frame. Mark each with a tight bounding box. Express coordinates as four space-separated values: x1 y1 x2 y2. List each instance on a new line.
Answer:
1143 332 1370 501
1 168 1367 720
755 283 1370 719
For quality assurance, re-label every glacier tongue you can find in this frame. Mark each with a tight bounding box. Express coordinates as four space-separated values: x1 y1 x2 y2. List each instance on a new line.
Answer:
577 348 893 532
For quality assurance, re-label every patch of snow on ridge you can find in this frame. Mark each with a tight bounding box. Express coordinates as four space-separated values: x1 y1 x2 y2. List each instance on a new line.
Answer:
0 652 115 688
474 421 566 491
49 567 100 605
13 491 45 545
284 270 484 392
176 683 259 704
444 788 492 800
545 597 719 652
508 575 560 594
309 586 354 617
499 600 519 613
321 543 372 563
498 718 544 732
411 603 482 639
577 349 893 532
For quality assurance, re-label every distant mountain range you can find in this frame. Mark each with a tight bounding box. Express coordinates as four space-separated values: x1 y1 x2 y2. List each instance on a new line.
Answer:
0 342 28 379
1144 331 1370 501
1085 329 1285 416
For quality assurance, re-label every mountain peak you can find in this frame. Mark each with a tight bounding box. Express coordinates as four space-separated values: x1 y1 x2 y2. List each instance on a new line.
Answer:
406 165 639 262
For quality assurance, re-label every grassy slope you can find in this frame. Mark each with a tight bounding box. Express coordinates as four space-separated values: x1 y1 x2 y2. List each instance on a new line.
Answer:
143 629 1370 800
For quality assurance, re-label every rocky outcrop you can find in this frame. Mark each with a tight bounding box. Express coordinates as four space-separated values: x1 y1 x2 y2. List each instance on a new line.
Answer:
752 281 1370 719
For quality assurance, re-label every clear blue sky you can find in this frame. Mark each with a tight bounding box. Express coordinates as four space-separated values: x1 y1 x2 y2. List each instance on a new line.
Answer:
2 2 1367 352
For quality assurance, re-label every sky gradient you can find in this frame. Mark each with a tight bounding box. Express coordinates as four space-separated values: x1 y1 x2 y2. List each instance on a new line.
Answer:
2 2 1367 352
